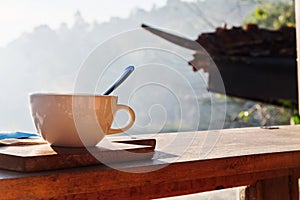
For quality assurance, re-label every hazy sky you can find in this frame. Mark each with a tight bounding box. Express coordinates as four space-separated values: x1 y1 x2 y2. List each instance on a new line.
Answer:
0 0 196 47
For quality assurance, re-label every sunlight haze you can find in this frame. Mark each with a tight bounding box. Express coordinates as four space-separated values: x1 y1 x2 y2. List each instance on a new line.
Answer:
0 0 194 47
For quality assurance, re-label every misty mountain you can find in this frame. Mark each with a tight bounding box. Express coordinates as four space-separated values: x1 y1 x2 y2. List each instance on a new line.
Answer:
0 0 257 132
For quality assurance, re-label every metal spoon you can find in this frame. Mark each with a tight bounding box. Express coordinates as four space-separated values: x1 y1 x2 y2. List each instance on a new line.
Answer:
102 66 135 95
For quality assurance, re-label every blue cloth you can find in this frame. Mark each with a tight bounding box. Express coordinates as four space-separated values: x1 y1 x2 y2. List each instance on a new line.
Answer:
0 131 40 140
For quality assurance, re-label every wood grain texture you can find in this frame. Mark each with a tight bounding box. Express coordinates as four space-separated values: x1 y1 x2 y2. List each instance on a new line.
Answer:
245 175 299 200
0 125 300 199
0 139 155 172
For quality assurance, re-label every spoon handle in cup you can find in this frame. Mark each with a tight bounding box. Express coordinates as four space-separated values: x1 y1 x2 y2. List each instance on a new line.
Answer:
102 66 134 95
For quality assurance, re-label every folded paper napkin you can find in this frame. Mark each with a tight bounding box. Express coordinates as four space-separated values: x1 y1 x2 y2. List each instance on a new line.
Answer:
0 132 46 146
0 131 39 140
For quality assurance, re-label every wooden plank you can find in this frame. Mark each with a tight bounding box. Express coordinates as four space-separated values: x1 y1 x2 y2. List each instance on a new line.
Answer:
0 149 300 199
0 139 155 172
0 126 300 199
108 125 300 162
262 176 291 200
0 166 298 200
244 175 299 200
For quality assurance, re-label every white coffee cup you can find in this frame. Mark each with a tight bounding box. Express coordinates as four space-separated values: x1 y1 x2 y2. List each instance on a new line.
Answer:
30 93 135 147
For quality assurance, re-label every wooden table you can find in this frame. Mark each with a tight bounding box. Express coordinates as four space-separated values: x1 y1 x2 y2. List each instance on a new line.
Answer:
1 125 300 199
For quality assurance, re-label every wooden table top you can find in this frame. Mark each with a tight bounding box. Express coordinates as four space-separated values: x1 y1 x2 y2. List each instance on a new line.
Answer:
1 125 300 199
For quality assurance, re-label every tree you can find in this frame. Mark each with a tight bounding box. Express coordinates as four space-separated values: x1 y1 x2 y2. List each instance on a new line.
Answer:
244 1 295 29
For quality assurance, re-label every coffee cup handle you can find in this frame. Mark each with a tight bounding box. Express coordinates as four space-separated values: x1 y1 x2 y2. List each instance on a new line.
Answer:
107 104 135 135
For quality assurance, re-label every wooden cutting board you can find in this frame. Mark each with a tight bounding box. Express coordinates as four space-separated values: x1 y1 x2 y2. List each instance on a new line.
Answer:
0 138 156 172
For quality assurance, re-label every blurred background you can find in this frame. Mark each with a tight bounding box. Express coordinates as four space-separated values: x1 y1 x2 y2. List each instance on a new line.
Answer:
0 0 295 134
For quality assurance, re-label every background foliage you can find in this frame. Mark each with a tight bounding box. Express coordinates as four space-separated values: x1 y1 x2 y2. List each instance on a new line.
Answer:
244 1 295 29
235 0 297 126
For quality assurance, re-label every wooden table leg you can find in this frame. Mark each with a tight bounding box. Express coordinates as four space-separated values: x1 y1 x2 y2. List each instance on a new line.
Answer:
244 176 299 200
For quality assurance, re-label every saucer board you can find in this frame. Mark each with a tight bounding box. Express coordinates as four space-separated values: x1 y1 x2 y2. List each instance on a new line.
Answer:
0 139 156 172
